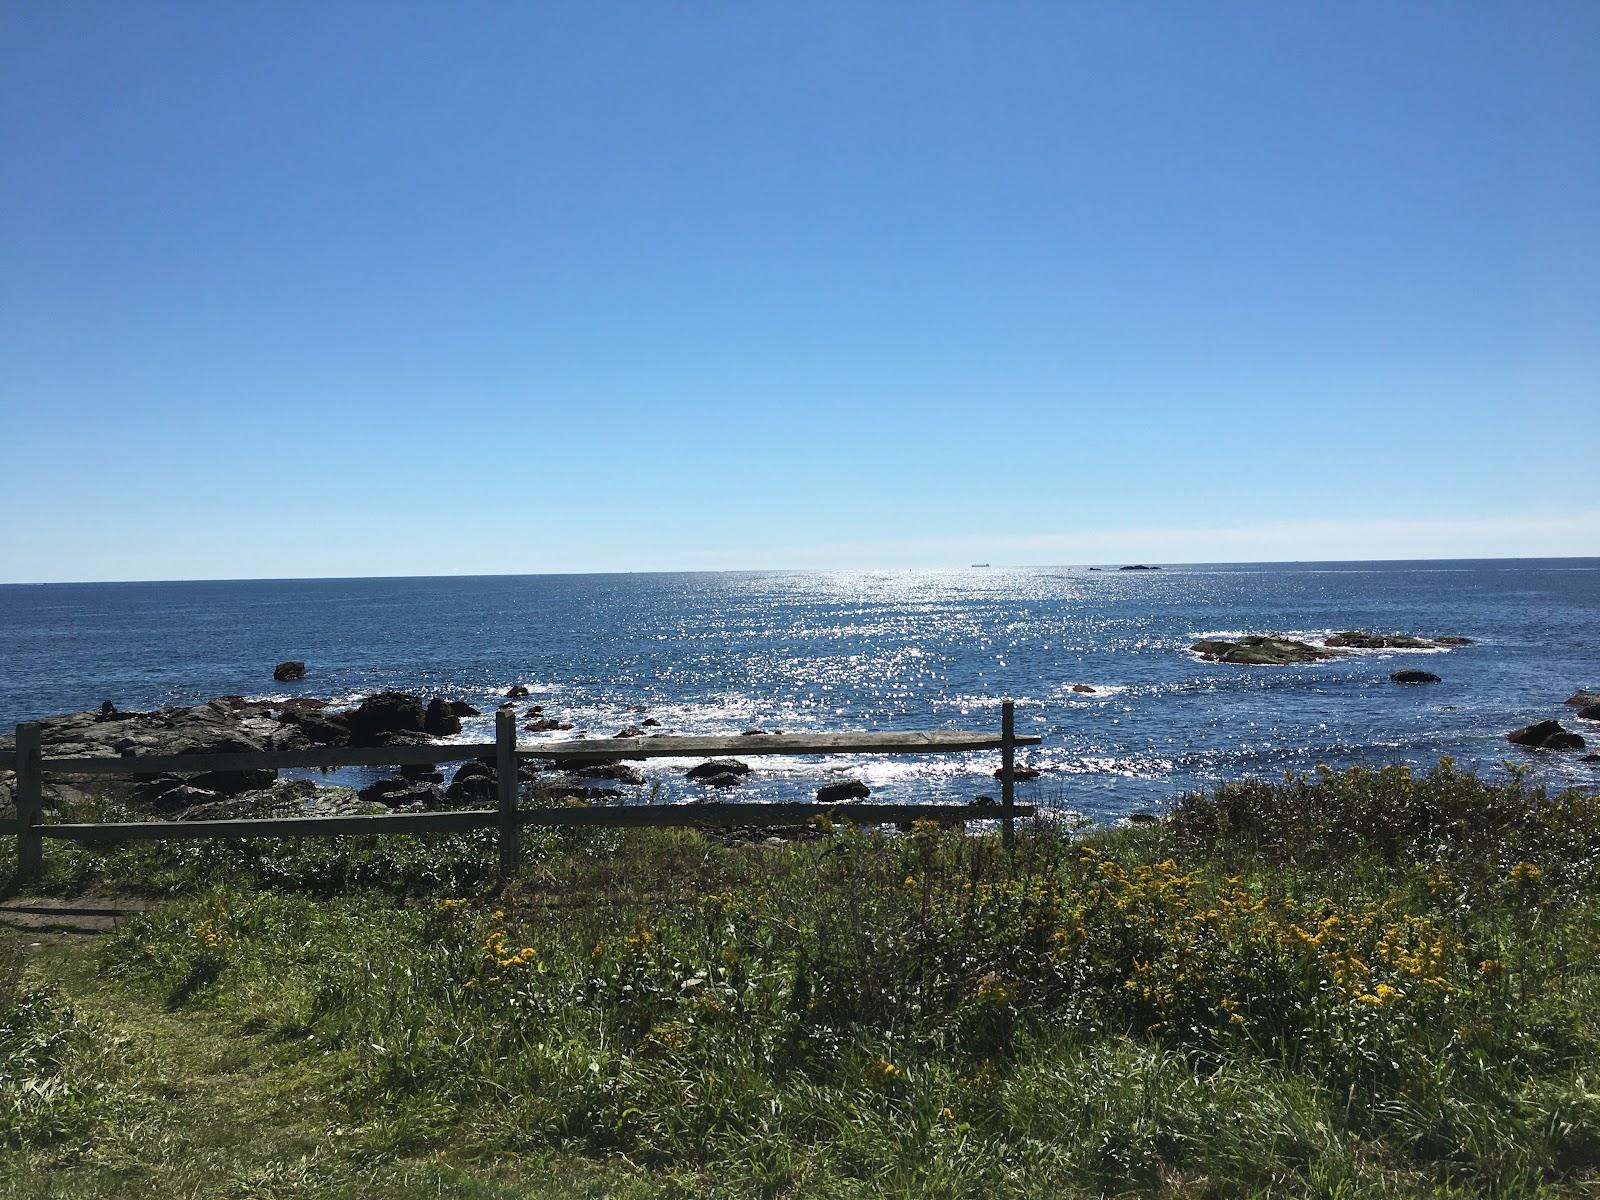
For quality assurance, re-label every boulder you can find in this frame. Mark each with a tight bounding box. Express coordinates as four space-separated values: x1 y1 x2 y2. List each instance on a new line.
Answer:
995 765 1042 781
1582 754 1600 764
687 759 751 781
1434 636 1474 646
358 777 429 805
448 701 481 717
506 685 530 699
450 760 495 785
1391 670 1442 684
1191 636 1339 665
1508 720 1585 751
344 692 426 744
574 763 645 785
278 707 350 746
273 660 307 682
1578 705 1600 722
445 773 497 806
615 725 646 738
1071 684 1096 694
696 771 744 789
816 779 869 804
423 698 462 737
1127 811 1159 825
1566 690 1600 709
641 717 662 727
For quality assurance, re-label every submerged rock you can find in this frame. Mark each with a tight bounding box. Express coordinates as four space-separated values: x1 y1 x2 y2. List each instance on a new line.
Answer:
995 765 1042 781
1391 670 1442 684
1191 636 1340 665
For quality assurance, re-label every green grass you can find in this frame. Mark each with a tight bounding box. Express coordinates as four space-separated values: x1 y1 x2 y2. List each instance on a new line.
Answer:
4 761 1600 1197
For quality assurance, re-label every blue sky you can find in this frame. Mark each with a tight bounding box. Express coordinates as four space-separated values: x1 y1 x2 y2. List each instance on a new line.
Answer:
2 2 1596 581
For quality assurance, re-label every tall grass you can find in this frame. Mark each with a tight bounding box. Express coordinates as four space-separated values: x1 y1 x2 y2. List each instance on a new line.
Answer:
35 761 1595 1196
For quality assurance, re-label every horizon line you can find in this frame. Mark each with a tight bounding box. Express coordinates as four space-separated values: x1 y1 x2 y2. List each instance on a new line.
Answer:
3 553 1598 588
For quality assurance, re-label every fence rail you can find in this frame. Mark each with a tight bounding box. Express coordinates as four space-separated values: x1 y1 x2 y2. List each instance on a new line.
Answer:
5 704 1040 887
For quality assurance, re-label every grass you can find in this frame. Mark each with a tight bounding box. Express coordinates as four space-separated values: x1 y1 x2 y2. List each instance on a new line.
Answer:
3 760 1600 1197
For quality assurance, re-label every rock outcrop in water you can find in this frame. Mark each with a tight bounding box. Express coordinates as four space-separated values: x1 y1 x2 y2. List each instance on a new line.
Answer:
272 660 306 681
1391 670 1442 684
343 692 426 744
1325 631 1469 650
1566 690 1600 710
1191 636 1340 665
1508 721 1587 751
817 779 869 803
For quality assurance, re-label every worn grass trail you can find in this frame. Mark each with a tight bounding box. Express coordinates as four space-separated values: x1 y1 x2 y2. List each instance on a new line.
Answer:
1 932 664 1200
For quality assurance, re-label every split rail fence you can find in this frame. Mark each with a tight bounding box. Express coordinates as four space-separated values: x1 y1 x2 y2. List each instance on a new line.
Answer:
3 702 1040 887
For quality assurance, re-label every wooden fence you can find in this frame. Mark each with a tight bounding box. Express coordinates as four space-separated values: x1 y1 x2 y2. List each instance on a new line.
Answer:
3 702 1040 886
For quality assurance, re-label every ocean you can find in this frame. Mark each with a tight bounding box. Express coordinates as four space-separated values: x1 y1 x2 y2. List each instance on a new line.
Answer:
1 560 1595 819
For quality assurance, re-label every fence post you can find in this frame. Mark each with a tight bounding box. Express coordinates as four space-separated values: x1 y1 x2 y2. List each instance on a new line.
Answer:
13 723 43 887
495 707 519 887
1000 700 1016 851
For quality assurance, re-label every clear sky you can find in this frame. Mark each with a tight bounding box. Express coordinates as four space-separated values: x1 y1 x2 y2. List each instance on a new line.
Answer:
2 2 1597 582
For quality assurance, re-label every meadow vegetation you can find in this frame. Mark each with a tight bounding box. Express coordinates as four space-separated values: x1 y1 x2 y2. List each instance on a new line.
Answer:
4 760 1600 1198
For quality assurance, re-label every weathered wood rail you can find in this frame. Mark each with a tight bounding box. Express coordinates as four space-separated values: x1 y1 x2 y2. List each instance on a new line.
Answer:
4 703 1040 886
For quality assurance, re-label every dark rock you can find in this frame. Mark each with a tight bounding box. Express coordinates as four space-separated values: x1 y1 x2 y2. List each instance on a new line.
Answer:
1508 720 1585 751
278 707 350 746
1119 564 1161 571
187 768 276 796
400 762 442 782
445 773 497 806
641 717 661 727
995 765 1042 781
344 692 426 744
447 701 481 717
506 685 530 699
696 771 744 788
1191 636 1340 665
280 697 329 712
574 763 644 785
273 660 307 682
148 784 223 811
1434 636 1474 646
971 795 997 807
1582 753 1600 764
1577 705 1600 722
816 779 870 804
423 698 462 737
1070 684 1096 694
1567 691 1600 709
358 777 425 804
1391 670 1442 684
524 705 545 716
1508 720 1565 747
1128 811 1159 825
629 704 649 713
451 760 495 785
1325 631 1436 650
687 759 751 781
615 725 646 738
741 729 770 736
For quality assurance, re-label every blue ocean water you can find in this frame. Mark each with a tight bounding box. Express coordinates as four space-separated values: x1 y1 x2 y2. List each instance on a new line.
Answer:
1 561 1596 819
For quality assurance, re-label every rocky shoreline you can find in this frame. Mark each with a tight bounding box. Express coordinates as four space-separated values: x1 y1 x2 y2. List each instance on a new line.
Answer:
0 687 886 827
